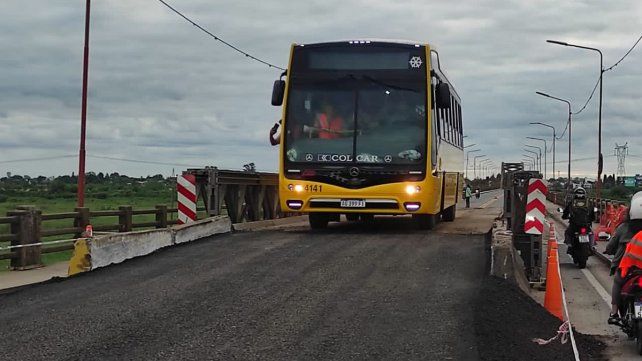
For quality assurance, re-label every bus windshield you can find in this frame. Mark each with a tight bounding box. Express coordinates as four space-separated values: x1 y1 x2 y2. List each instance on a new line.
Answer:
284 74 426 165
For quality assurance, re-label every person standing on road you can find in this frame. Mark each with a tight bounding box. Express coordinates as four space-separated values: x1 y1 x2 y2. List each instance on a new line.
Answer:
605 191 642 324
464 184 472 208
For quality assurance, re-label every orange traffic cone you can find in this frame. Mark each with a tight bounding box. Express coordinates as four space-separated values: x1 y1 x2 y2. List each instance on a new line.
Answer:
544 240 564 320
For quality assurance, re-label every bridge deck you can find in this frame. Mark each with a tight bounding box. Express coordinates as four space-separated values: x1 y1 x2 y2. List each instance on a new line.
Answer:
0 192 501 361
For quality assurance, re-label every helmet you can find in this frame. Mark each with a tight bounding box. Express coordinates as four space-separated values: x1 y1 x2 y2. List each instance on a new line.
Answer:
631 191 642 220
573 187 587 200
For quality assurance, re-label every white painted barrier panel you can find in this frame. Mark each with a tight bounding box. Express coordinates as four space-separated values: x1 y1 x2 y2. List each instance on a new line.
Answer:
174 216 232 245
90 229 174 269
177 174 197 224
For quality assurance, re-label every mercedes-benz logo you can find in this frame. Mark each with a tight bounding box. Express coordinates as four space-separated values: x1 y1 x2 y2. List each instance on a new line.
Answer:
349 167 360 177
384 155 392 163
305 153 313 161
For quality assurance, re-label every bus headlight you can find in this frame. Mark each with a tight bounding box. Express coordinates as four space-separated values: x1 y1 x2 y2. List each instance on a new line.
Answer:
288 184 304 192
405 185 421 195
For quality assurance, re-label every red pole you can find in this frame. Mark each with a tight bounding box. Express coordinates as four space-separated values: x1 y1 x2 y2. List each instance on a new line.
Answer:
78 0 91 207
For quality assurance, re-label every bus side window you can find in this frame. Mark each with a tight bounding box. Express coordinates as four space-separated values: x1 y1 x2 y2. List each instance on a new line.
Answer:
451 96 457 146
456 101 462 147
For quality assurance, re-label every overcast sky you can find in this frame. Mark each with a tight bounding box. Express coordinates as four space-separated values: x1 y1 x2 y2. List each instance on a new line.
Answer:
1 0 640 178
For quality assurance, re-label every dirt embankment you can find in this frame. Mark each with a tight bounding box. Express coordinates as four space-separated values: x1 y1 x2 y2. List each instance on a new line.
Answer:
474 276 607 361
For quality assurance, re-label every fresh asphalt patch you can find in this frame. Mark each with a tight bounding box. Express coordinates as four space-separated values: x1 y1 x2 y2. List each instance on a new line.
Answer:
0 213 604 360
475 275 607 361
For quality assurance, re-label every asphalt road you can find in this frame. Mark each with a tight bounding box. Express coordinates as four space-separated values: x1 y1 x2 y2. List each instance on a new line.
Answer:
457 190 497 210
0 214 493 361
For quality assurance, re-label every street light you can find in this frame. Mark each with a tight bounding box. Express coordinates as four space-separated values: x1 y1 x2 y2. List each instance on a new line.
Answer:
465 149 480 179
473 155 486 179
479 159 491 179
547 39 604 202
480 159 492 179
536 91 572 192
526 137 555 179
524 144 542 173
530 122 556 180
523 155 536 171
524 148 540 172
464 143 477 149
522 158 534 171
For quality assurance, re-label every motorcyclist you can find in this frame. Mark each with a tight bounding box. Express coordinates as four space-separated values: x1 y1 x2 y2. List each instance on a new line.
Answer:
475 188 480 199
605 191 642 324
562 187 595 253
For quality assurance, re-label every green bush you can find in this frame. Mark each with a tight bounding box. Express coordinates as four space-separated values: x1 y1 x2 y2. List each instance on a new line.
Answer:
609 185 630 201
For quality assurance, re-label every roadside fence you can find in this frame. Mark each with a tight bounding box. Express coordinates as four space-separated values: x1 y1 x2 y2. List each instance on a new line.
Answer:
0 204 189 270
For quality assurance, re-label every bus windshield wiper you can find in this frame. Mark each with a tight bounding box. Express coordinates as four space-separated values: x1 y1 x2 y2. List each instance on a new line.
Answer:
361 75 416 92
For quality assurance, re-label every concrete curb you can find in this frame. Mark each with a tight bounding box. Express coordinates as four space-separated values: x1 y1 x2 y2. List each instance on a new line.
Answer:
90 229 174 269
174 216 232 245
232 216 308 232
69 216 233 273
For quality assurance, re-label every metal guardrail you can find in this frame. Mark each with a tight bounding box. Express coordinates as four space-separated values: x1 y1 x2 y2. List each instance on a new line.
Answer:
185 168 281 223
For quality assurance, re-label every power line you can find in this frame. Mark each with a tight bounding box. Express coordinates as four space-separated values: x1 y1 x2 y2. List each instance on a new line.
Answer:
605 34 642 72
566 34 642 116
87 155 203 168
556 119 569 140
0 155 76 164
156 0 286 71
553 154 615 164
571 76 600 115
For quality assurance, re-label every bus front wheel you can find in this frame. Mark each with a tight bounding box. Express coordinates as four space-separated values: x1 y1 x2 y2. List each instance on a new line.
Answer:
413 213 438 230
309 213 329 229
442 205 456 222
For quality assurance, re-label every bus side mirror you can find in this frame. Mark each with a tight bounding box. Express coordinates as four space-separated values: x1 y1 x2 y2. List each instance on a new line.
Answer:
271 80 285 106
436 83 451 109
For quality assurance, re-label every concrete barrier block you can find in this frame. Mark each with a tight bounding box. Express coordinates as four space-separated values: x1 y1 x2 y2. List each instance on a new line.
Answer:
90 229 173 269
173 216 232 245
490 226 530 294
232 215 308 232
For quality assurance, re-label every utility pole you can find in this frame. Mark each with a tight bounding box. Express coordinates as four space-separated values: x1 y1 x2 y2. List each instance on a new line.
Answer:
77 0 91 207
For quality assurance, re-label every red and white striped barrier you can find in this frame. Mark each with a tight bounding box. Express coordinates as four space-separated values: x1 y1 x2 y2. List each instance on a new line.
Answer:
525 178 548 235
177 174 197 224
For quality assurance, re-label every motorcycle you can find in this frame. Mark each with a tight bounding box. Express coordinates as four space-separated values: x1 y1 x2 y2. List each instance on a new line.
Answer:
475 189 480 199
569 226 593 269
611 269 642 355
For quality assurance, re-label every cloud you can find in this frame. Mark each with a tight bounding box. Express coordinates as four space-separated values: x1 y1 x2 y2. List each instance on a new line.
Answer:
0 0 640 178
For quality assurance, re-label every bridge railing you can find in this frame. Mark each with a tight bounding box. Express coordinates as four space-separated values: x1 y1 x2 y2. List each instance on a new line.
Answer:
0 204 197 269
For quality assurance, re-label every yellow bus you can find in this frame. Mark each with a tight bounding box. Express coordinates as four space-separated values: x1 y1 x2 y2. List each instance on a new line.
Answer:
271 39 464 229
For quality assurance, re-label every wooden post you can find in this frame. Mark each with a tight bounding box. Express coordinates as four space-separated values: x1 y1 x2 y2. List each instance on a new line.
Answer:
119 206 133 232
155 205 168 228
74 207 90 238
9 206 41 270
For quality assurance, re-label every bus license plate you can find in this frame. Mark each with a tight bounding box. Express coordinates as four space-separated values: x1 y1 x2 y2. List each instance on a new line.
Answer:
579 234 590 243
340 199 366 208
